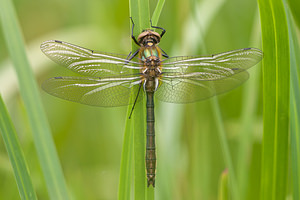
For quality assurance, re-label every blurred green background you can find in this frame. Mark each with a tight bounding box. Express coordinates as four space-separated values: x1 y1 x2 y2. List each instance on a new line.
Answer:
0 0 266 199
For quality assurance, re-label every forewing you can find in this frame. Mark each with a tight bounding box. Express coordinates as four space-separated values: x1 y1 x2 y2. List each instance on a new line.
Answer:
162 48 263 78
42 76 143 107
41 40 141 77
157 48 263 103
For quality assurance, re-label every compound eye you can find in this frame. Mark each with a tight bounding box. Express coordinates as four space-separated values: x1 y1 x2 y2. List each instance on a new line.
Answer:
153 38 158 44
154 36 161 44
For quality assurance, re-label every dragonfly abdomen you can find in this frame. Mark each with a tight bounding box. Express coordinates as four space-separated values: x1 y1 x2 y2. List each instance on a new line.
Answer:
146 92 156 187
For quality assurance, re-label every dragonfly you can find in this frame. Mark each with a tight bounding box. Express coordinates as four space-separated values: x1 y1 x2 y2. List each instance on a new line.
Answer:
41 21 263 187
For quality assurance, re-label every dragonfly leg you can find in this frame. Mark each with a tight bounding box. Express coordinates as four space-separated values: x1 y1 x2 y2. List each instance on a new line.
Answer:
158 46 169 58
130 17 140 46
124 49 140 65
126 51 132 60
150 20 166 38
128 83 142 119
128 49 140 60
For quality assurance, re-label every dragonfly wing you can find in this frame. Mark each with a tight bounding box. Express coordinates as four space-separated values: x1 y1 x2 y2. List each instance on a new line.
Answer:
156 71 249 103
162 48 263 77
157 48 262 103
42 76 143 107
41 40 141 77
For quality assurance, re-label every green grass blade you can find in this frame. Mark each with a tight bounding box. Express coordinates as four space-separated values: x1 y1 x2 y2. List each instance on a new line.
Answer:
245 143 262 200
211 98 239 200
0 95 38 200
133 100 146 199
0 0 69 199
218 170 229 200
147 186 154 199
151 0 165 26
128 0 165 198
286 0 300 28
118 114 134 200
286 5 300 200
257 0 290 199
129 0 150 199
130 0 150 36
236 12 261 198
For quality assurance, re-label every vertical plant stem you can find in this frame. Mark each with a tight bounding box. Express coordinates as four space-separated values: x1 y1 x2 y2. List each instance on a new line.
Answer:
118 116 134 200
211 97 239 200
286 4 300 200
151 0 166 25
129 0 150 199
0 0 70 199
236 11 261 198
218 170 229 200
127 0 166 199
0 95 38 200
257 0 290 199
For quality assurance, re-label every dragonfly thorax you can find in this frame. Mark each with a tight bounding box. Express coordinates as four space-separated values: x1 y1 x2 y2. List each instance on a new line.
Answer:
137 30 161 47
142 56 161 92
144 56 160 67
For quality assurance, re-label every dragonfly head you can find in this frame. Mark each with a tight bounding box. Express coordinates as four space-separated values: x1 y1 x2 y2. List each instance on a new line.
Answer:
137 30 161 47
